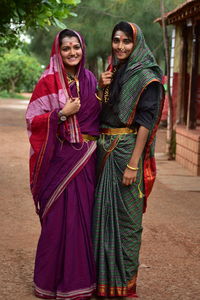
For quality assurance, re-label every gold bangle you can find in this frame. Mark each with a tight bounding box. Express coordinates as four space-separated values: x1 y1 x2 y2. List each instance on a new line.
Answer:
95 93 102 102
126 164 139 171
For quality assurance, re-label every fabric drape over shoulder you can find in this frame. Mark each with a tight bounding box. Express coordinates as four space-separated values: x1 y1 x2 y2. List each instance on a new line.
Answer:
104 22 164 210
26 30 100 216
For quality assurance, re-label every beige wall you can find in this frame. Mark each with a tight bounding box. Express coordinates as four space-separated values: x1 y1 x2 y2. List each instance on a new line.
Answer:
173 23 200 75
173 25 182 73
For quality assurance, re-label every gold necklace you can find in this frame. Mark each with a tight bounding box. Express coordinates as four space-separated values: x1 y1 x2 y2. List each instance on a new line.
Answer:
66 73 75 84
66 73 80 99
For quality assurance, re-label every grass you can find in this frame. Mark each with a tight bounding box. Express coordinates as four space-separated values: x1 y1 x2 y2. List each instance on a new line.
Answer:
0 90 30 100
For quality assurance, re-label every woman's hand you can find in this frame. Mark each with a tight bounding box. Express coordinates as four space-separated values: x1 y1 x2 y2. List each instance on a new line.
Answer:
122 168 137 186
99 71 113 88
122 126 149 186
62 97 81 116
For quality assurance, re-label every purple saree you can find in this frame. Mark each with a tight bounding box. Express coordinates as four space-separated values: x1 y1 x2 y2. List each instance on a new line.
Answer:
26 30 100 299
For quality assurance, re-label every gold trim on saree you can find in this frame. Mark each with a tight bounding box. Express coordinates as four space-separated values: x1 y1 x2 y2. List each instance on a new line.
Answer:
82 134 98 142
101 127 137 135
97 274 137 297
56 133 97 144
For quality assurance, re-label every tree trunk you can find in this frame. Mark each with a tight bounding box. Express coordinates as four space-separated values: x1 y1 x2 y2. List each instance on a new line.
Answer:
160 0 174 160
88 57 98 78
102 56 106 72
9 78 17 93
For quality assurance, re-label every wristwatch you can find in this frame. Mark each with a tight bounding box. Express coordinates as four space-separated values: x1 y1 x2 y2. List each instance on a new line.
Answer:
58 110 67 122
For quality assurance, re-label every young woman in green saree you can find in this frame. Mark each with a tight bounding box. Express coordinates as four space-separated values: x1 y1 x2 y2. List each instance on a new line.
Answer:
93 22 164 298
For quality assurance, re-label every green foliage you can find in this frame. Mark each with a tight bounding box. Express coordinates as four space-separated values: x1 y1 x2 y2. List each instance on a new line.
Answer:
0 0 80 48
0 90 29 99
28 0 185 73
28 27 58 65
65 0 184 62
0 49 43 93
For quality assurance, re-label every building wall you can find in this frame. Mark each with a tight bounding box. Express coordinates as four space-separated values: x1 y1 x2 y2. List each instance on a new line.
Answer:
173 23 200 176
172 23 200 123
176 125 200 176
173 24 182 73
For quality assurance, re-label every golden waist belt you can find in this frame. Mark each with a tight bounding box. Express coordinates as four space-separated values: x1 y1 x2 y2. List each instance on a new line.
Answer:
82 134 98 141
101 127 137 135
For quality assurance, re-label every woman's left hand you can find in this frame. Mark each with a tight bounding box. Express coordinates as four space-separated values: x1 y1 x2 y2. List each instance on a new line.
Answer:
122 168 137 186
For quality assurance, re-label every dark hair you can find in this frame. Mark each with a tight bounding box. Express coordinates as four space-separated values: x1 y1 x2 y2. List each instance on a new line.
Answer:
59 29 81 46
111 21 133 41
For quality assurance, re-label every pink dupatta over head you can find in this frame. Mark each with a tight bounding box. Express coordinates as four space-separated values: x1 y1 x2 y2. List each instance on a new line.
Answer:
26 30 86 185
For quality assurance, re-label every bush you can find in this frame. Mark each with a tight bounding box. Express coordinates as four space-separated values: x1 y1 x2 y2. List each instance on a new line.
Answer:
0 49 42 93
0 90 29 99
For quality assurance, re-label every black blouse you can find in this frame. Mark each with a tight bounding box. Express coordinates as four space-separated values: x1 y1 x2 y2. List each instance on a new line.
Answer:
100 82 159 130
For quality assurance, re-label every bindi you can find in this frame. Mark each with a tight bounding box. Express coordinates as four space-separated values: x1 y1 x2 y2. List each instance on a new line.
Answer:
113 35 128 41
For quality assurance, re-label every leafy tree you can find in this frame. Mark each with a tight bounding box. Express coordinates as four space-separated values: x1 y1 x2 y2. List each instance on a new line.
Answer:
0 0 80 48
0 49 43 92
28 26 58 66
29 0 184 74
64 0 184 72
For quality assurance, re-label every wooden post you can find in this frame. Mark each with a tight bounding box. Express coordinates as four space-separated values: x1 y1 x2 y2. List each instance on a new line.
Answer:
187 23 199 129
160 0 174 159
176 25 188 125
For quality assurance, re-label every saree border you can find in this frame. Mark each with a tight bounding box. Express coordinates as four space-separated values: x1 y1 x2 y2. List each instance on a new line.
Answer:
127 79 161 126
42 141 97 219
126 79 164 212
143 86 165 211
34 282 96 299
128 23 138 51
32 111 52 195
96 274 137 297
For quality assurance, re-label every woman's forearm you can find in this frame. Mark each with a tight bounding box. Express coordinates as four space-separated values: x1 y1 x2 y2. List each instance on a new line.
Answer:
128 126 149 167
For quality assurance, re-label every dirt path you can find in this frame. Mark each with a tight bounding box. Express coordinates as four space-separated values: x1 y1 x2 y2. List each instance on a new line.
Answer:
0 99 199 300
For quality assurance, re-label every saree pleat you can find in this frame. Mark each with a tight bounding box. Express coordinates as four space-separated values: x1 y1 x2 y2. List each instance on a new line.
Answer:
93 133 144 296
34 154 96 299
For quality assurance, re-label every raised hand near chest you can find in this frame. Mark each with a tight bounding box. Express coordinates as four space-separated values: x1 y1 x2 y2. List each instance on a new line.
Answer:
99 71 113 89
61 97 81 116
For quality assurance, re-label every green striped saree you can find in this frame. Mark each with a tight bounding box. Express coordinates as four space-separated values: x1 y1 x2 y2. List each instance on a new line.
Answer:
94 132 144 296
93 23 164 297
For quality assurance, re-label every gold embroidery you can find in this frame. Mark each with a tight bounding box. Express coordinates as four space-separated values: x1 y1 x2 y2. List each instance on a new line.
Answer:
102 66 117 103
66 74 80 99
66 74 75 85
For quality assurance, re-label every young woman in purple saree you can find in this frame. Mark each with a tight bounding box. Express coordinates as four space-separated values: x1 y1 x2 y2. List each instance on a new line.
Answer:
26 29 100 300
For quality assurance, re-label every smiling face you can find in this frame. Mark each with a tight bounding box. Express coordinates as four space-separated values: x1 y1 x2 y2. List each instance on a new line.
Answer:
112 30 134 62
60 36 83 74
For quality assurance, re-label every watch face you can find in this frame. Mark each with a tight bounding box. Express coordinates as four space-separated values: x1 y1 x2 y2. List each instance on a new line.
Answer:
60 115 67 121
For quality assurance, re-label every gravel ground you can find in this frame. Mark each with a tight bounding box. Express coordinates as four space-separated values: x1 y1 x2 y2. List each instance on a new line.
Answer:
0 99 199 300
